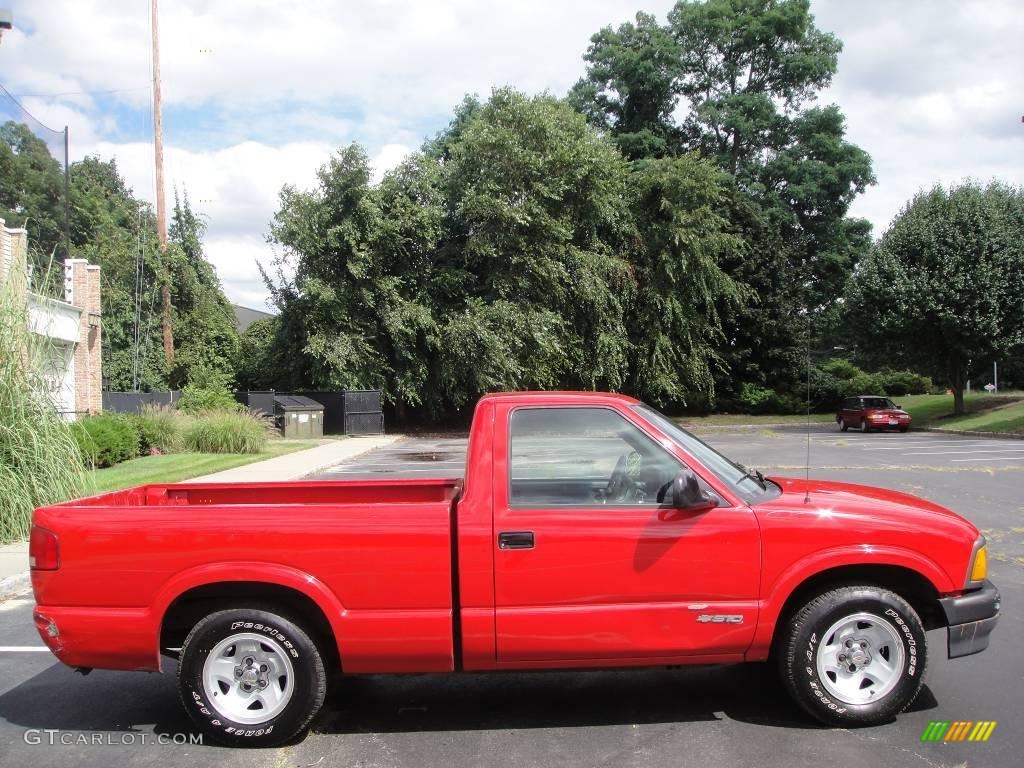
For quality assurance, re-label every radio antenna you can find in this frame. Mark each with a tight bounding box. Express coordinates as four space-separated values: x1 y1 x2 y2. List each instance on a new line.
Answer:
804 288 812 504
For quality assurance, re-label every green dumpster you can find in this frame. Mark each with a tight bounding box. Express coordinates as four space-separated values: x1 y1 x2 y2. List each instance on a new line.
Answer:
274 395 324 439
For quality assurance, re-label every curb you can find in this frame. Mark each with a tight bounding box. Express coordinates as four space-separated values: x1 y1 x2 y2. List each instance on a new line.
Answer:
0 571 31 602
916 427 1024 440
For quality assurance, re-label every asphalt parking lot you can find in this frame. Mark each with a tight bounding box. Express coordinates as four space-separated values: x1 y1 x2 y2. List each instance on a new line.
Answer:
1 426 1020 768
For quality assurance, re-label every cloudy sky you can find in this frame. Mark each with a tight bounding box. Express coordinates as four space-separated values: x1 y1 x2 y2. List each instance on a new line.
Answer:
2 0 1021 309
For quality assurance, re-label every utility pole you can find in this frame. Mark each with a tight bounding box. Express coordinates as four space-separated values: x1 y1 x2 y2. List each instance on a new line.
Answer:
151 0 173 367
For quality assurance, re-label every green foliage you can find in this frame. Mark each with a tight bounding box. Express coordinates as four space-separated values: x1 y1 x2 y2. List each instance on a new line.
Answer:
0 122 65 264
71 414 141 468
878 370 931 397
627 154 745 404
178 363 240 414
1 271 90 542
234 316 281 390
737 383 802 414
167 190 240 387
570 0 875 402
821 357 861 380
846 182 1024 413
69 156 169 391
569 12 683 159
131 405 184 453
182 410 271 454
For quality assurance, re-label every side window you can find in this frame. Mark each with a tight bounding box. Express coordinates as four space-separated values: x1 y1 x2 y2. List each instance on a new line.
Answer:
509 407 683 508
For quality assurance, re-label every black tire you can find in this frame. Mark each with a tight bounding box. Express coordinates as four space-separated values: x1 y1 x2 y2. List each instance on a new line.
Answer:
838 418 848 432
178 608 327 747
859 419 869 433
779 586 927 727
899 426 909 433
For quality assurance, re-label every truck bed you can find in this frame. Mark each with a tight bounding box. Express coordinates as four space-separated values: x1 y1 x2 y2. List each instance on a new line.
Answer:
32 478 462 673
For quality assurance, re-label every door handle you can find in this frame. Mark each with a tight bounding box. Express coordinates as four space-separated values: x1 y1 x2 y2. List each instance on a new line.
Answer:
498 531 535 550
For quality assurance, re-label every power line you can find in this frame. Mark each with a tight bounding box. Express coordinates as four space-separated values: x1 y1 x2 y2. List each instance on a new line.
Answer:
0 80 63 134
12 86 149 99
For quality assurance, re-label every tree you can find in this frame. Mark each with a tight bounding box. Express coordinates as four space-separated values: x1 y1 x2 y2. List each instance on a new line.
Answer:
627 154 745 404
69 155 169 391
569 13 683 160
167 190 240 387
846 182 1024 414
0 121 65 267
438 89 635 402
570 0 874 401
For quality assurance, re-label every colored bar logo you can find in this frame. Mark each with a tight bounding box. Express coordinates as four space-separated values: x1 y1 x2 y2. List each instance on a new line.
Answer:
921 721 997 742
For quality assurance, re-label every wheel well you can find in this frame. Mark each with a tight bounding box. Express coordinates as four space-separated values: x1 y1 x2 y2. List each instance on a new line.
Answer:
160 581 341 672
772 564 946 649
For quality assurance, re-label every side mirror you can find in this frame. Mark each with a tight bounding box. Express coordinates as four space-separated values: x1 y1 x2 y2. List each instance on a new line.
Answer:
669 470 718 512
895 404 902 410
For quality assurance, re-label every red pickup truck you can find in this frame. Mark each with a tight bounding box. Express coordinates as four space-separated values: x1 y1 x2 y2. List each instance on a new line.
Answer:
30 392 999 746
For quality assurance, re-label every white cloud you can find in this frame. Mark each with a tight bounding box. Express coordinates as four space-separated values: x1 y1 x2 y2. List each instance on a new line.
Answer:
813 0 1024 233
2 0 1022 309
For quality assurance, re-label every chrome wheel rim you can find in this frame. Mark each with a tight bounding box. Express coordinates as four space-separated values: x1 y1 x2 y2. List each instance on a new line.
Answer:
202 632 295 724
816 612 905 705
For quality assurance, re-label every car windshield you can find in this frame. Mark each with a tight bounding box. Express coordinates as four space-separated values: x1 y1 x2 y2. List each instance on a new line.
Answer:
863 398 897 409
632 404 782 505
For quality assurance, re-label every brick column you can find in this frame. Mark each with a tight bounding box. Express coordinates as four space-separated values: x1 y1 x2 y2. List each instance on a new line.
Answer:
66 259 103 415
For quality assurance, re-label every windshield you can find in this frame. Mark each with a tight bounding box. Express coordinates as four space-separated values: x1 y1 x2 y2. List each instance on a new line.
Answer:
863 398 897 409
632 404 782 505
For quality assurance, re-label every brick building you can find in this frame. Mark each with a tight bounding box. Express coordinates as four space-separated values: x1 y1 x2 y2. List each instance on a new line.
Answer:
1 219 102 418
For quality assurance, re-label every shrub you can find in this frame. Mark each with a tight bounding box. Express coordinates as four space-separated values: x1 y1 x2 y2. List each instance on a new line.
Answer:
1 268 90 542
132 405 184 454
820 358 864 380
183 410 271 454
72 414 141 468
738 383 803 415
879 370 932 396
178 364 240 414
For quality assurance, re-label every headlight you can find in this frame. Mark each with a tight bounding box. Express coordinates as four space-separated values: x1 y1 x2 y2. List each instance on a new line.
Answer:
967 536 988 585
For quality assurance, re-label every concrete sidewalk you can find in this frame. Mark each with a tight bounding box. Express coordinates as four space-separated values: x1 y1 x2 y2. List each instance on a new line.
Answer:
0 434 402 595
182 434 400 483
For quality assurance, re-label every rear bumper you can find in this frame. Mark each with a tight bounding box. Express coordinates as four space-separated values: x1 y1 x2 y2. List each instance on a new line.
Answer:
33 605 160 672
938 580 1001 659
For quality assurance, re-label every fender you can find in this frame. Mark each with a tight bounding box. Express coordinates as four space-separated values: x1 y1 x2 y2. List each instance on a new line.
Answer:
153 561 348 668
746 544 955 660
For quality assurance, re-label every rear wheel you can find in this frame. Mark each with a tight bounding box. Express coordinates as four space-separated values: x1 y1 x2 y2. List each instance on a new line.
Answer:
178 608 327 747
899 426 909 433
779 586 927 726
860 419 869 433
838 418 849 432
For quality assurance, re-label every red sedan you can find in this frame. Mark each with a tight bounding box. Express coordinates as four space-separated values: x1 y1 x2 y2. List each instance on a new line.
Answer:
837 395 912 432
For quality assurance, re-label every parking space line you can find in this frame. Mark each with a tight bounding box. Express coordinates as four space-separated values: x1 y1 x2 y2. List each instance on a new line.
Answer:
861 444 991 450
951 456 1024 463
902 449 1024 456
0 646 50 652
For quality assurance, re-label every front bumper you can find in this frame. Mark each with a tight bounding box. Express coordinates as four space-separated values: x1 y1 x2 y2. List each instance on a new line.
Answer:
938 579 1001 659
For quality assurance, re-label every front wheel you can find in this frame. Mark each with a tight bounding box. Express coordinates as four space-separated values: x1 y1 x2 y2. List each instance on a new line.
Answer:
177 608 327 747
838 418 849 432
779 586 927 726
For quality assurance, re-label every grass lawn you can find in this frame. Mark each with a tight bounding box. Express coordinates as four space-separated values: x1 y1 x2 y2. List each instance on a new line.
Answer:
678 412 834 427
89 440 318 494
674 391 1024 433
898 392 1023 431
928 398 1024 434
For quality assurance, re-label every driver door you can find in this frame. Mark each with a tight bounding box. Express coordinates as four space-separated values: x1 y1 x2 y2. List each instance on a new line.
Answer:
492 404 760 664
